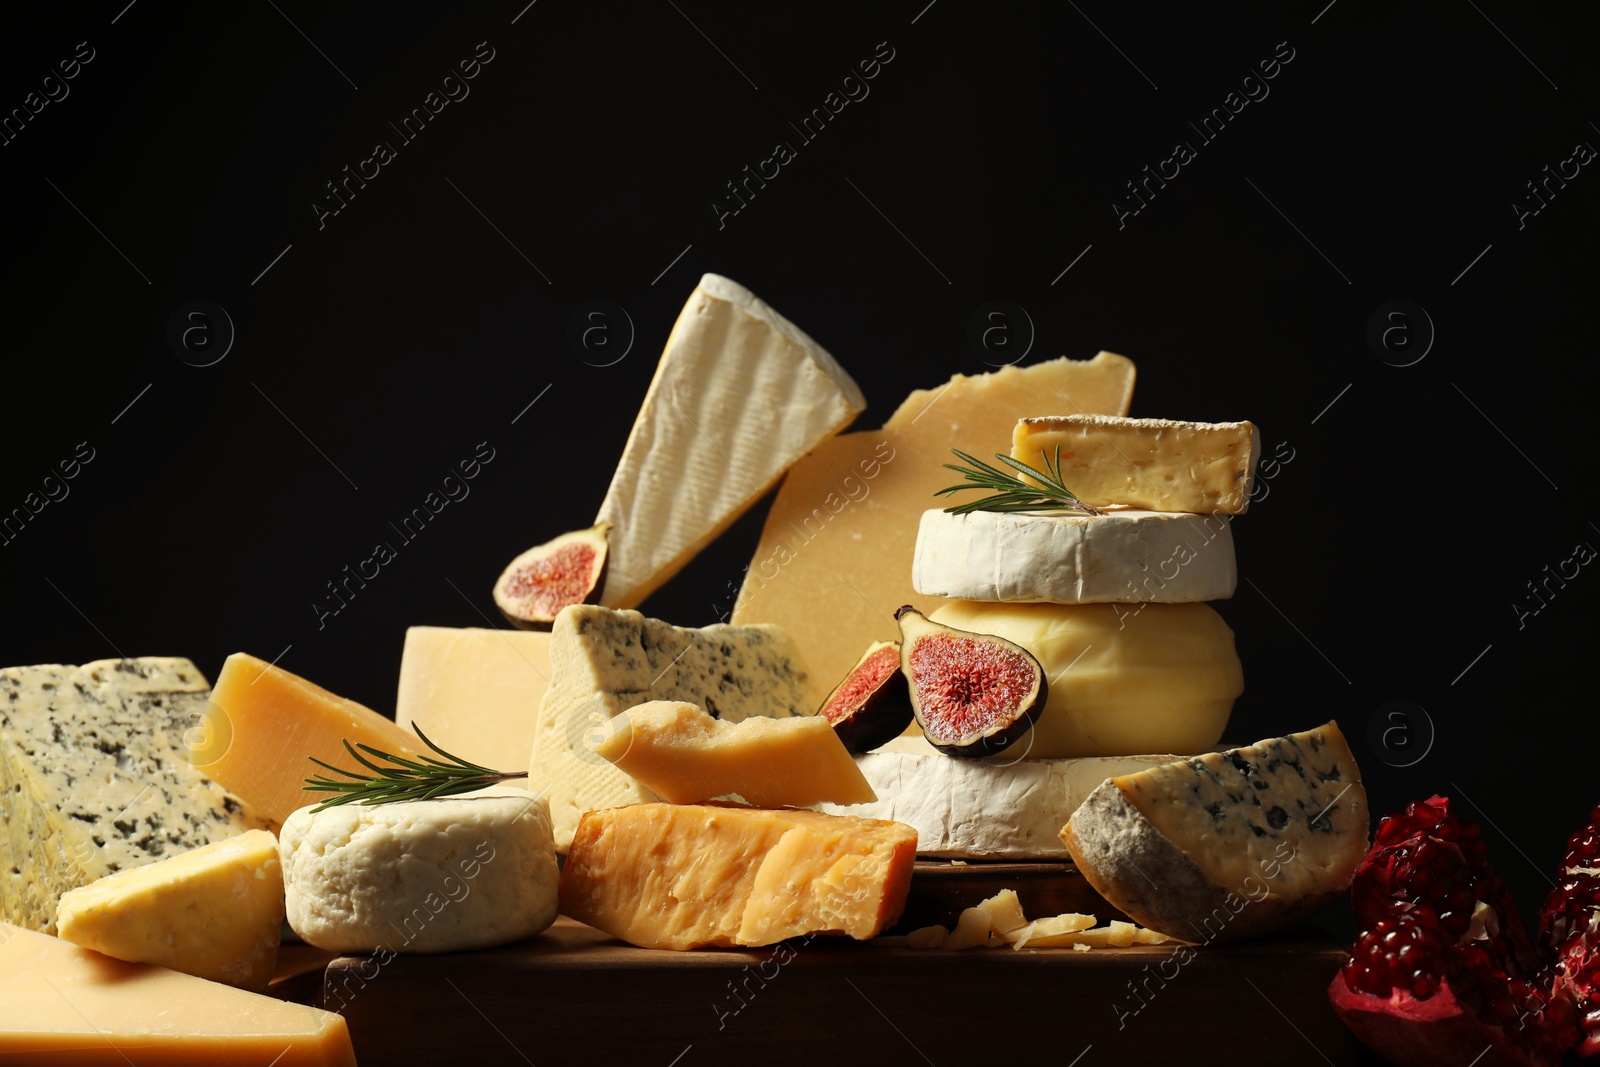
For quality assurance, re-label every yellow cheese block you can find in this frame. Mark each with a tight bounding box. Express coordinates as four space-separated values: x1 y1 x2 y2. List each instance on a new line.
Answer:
1011 414 1260 514
395 625 551 771
733 353 1136 693
187 652 423 828
0 922 355 1065
928 600 1242 758
56 829 284 991
589 700 876 807
560 804 916 950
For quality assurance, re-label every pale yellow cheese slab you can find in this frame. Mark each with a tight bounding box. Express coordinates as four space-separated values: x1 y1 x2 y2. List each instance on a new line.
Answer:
733 352 1136 692
395 625 550 771
0 922 356 1065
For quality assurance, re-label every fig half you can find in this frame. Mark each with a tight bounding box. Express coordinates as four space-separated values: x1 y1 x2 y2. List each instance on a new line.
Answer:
818 641 913 754
493 523 610 630
895 605 1046 758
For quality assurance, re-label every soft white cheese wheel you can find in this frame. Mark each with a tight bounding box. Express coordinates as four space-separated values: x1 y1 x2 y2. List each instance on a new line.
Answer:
927 600 1242 759
912 508 1236 604
818 735 1178 859
280 786 557 954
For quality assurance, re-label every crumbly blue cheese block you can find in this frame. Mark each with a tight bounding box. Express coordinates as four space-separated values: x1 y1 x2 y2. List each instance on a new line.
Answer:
1062 721 1368 943
818 735 1177 859
0 658 268 934
530 606 821 850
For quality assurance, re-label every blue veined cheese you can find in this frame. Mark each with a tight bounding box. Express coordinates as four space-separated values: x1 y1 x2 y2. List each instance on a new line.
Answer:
530 606 821 850
595 273 866 609
0 658 268 934
1062 721 1369 943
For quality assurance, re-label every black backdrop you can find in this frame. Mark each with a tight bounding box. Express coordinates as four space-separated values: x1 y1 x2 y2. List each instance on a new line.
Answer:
3 2 1595 939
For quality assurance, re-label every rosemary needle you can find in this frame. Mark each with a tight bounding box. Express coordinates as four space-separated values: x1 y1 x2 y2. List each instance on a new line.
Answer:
303 725 527 813
936 446 1106 516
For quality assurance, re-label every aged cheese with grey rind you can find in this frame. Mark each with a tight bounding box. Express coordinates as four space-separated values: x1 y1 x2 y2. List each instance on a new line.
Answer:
596 273 866 609
818 736 1176 859
1062 721 1368 943
0 658 268 934
530 606 822 851
912 507 1237 604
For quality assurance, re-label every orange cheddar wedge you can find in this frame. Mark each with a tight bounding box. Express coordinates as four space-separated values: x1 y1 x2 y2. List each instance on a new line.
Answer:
588 700 876 807
187 652 423 828
560 804 916 950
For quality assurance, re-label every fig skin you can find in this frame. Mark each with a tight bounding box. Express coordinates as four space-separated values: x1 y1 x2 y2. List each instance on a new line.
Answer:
818 641 913 755
894 605 1047 758
493 523 611 631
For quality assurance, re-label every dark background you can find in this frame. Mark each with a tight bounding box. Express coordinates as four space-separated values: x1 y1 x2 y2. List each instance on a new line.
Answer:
3 0 1594 950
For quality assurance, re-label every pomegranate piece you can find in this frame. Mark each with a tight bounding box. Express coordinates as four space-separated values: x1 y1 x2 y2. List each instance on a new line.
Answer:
1329 795 1577 1067
894 606 1045 758
492 523 610 630
1541 803 1600 1057
817 641 913 755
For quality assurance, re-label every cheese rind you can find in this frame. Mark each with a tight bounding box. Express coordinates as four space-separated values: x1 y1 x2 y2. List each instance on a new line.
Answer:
0 922 356 1065
190 652 424 829
55 829 284 991
1011 414 1260 514
926 600 1242 758
0 658 267 934
596 273 866 609
1062 721 1369 943
395 625 551 771
912 507 1237 604
817 737 1177 858
590 700 876 807
733 352 1137 693
280 786 558 954
531 606 821 851
559 804 916 950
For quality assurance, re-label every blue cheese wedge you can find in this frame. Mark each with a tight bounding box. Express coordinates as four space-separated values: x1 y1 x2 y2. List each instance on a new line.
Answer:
1061 721 1368 943
530 606 820 850
0 658 269 934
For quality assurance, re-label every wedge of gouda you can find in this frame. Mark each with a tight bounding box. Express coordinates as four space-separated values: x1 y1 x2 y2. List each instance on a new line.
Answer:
732 353 1136 692
187 653 423 828
560 804 916 949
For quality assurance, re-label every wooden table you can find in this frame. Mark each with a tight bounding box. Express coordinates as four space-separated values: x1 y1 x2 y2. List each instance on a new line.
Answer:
323 917 1376 1065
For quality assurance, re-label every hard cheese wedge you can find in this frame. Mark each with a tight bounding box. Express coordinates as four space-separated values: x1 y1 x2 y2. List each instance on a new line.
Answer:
1062 721 1369 943
913 507 1237 604
0 658 267 934
0 922 355 1065
190 652 423 829
560 804 916 949
596 273 866 609
589 700 875 807
818 735 1177 859
927 600 1242 758
1011 414 1260 514
395 625 550 771
733 352 1136 691
56 829 284 991
531 606 821 851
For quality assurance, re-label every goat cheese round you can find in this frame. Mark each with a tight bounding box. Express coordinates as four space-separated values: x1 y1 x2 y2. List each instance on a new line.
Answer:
279 786 558 954
912 508 1237 604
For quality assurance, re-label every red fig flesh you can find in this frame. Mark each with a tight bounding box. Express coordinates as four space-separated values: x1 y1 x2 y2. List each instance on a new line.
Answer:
818 641 913 754
894 605 1045 758
493 523 610 630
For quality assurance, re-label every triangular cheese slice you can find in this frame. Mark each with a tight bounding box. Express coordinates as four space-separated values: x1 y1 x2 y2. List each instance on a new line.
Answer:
597 273 866 608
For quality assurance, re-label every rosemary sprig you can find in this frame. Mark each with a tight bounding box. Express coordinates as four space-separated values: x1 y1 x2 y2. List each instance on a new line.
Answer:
936 446 1106 516
303 725 527 813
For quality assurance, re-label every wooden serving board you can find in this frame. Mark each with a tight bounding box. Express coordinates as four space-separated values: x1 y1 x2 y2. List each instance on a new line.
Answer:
894 859 1127 931
324 917 1373 1065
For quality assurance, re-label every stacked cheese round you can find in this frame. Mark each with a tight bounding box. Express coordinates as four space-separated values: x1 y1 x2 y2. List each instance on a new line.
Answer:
911 507 1244 759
